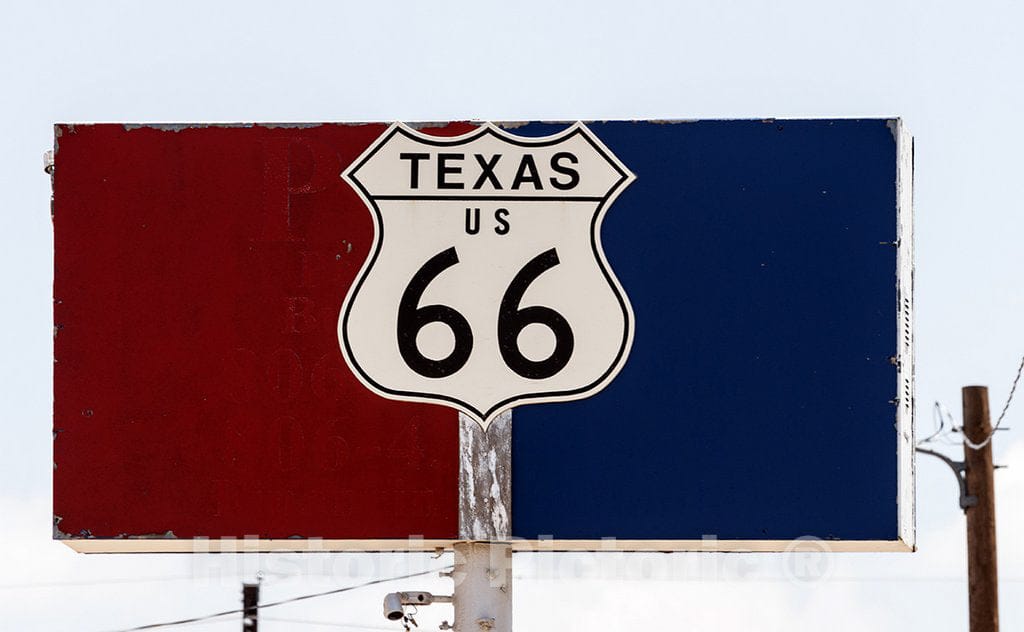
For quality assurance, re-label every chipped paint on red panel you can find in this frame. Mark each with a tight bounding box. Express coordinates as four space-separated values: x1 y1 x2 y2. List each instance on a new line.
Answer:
53 123 468 540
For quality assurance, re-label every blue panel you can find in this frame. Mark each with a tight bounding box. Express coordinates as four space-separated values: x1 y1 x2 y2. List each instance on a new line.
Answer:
512 120 899 541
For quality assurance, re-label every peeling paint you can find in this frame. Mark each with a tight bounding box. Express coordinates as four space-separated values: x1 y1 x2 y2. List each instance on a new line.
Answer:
486 450 509 534
261 122 327 130
646 119 700 124
123 123 254 132
53 523 178 541
886 117 902 142
113 530 177 539
405 121 462 130
121 122 333 132
459 411 511 539
53 515 70 540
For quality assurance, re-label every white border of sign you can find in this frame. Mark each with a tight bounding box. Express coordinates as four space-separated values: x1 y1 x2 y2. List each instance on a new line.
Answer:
894 118 916 552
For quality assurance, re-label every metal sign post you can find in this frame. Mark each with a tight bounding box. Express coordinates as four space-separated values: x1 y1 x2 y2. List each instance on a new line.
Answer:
455 412 512 631
452 542 512 632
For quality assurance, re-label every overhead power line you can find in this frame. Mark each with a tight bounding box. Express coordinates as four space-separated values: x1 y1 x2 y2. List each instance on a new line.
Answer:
104 566 453 632
261 616 397 630
963 354 1024 450
0 575 199 591
917 354 1023 450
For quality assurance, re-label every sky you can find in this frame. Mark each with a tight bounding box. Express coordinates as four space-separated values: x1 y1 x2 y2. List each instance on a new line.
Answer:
1 0 1023 630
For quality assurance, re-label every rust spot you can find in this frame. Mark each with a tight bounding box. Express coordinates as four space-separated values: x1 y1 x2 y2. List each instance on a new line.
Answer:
114 530 177 540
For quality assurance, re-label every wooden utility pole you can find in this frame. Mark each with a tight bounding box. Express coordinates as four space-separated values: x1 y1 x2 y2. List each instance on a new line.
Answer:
963 386 999 632
242 582 260 632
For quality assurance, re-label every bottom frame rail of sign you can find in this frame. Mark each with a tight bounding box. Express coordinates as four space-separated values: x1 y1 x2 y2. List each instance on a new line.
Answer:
60 412 911 554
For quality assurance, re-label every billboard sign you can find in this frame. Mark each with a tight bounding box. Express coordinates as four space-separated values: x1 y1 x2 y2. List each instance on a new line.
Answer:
52 119 913 552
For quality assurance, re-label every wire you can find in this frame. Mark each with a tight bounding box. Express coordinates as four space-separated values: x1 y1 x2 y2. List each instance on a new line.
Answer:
104 565 453 632
917 355 1023 450
107 610 239 631
917 401 949 445
262 616 398 630
0 570 296 591
0 574 199 591
918 401 961 447
964 354 1024 450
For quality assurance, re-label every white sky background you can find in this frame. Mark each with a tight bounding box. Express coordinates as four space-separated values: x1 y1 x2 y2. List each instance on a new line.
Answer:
1 0 1023 630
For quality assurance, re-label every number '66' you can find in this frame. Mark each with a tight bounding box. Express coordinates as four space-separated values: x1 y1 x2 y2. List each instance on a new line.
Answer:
397 247 575 380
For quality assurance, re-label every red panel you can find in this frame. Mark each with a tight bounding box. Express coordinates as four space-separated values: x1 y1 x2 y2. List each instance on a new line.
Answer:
53 123 460 540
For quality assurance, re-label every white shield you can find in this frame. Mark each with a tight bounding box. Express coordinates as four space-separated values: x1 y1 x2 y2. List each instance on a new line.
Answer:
339 122 635 428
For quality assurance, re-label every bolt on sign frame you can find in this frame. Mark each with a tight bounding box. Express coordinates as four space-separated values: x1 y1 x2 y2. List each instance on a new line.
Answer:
52 119 914 552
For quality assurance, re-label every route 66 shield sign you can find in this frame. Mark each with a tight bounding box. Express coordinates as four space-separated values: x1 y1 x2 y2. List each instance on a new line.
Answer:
340 122 635 428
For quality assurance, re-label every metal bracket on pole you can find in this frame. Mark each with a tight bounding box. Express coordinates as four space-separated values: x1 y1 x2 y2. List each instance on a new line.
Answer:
383 591 454 625
916 446 978 512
